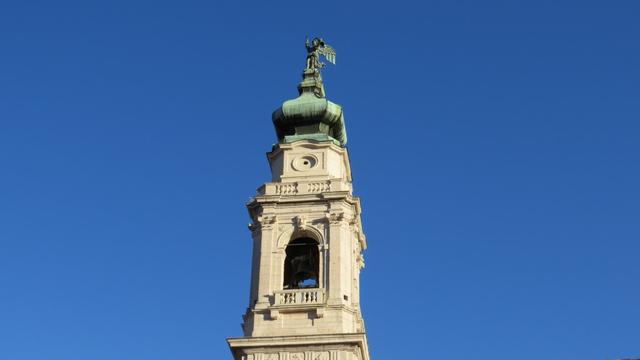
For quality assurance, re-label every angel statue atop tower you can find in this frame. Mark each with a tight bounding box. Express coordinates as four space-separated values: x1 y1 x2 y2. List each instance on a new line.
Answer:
305 37 336 71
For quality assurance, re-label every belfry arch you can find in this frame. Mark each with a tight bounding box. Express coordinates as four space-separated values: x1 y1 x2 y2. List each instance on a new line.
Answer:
283 237 319 289
276 226 324 250
278 226 325 290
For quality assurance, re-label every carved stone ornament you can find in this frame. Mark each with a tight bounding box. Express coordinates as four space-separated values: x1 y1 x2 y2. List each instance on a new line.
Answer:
293 215 308 230
249 214 277 231
312 352 329 360
258 214 277 227
357 253 365 270
326 210 345 224
290 353 305 360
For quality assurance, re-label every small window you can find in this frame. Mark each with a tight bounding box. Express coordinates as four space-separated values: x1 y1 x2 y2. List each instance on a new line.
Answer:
283 237 319 289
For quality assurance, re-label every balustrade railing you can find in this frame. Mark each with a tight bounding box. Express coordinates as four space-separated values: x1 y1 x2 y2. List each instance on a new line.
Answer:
274 183 298 195
274 288 324 306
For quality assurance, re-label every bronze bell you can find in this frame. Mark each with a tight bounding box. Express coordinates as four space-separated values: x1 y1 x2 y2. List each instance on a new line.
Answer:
291 253 317 286
284 238 319 289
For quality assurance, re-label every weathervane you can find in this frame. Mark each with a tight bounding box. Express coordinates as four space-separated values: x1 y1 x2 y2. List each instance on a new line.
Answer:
305 37 336 71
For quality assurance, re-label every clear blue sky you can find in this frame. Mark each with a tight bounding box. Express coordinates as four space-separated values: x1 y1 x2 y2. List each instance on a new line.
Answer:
1 1 638 359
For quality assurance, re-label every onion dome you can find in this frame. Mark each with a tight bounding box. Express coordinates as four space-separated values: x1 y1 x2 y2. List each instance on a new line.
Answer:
272 69 347 147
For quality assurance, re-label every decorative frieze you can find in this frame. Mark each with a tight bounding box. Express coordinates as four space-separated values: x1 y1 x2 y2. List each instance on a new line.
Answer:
240 352 332 360
228 333 368 360
289 353 304 360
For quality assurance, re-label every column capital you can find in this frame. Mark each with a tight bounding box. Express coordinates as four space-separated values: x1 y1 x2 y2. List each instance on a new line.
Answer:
326 210 345 225
249 214 278 232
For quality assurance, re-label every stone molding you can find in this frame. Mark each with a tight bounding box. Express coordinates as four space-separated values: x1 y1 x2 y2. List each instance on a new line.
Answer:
275 222 325 250
228 333 369 360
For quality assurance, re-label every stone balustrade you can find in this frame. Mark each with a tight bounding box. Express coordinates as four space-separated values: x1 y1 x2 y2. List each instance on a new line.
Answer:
274 288 325 306
258 180 351 196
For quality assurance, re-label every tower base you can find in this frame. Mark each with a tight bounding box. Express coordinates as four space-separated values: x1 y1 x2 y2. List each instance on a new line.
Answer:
227 333 370 360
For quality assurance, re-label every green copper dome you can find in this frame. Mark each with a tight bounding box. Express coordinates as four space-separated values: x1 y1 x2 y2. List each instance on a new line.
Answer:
272 69 347 147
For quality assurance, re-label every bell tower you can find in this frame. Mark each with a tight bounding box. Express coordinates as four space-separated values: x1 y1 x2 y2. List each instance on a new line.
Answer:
227 38 371 360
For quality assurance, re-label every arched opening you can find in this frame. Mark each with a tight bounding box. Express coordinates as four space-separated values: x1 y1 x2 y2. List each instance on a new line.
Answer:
283 237 319 289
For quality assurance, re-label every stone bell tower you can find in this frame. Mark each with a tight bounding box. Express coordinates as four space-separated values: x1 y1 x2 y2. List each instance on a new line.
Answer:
227 38 371 360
